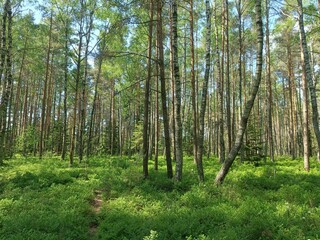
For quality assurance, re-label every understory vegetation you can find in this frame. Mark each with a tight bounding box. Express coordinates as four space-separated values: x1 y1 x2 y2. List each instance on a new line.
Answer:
1 156 320 240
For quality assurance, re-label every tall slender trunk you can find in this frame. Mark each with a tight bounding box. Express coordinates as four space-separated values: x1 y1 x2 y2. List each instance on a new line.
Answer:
224 0 232 152
143 0 154 179
70 6 84 166
172 0 183 181
0 0 7 87
287 33 297 160
39 12 53 159
190 0 198 165
87 28 106 158
0 0 12 162
79 6 95 162
62 24 69 160
265 0 274 162
214 5 225 163
297 0 320 162
157 0 173 178
215 0 263 185
169 5 176 162
11 34 28 153
196 0 211 182
302 67 310 171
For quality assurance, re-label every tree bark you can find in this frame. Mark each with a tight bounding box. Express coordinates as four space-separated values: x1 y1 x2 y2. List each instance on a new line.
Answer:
224 0 232 152
157 0 173 178
39 12 53 159
214 5 225 164
190 0 198 165
172 0 183 181
297 0 320 163
265 0 274 162
62 23 69 161
196 0 211 182
0 0 12 162
143 0 154 179
215 0 263 185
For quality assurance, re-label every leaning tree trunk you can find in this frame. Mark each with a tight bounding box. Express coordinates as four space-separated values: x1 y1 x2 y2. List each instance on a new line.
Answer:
297 0 320 162
215 0 263 185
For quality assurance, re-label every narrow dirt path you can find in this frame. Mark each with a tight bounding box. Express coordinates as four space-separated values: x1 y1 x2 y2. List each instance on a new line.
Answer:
89 189 103 237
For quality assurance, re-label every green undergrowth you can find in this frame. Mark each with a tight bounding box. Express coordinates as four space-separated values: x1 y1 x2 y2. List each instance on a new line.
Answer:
1 155 320 239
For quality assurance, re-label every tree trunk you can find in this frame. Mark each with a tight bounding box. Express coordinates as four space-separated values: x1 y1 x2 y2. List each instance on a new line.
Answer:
196 0 211 182
172 0 183 181
190 0 198 165
224 0 232 152
215 0 263 185
62 24 69 161
297 0 320 163
265 0 274 162
39 12 53 159
157 0 173 178
70 9 84 166
0 0 12 162
143 0 154 179
154 33 159 171
214 5 225 164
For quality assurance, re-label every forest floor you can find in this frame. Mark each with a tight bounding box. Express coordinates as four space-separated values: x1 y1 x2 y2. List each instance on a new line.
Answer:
1 155 320 239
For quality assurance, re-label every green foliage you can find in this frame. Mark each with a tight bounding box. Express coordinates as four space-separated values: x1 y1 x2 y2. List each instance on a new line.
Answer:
1 156 320 239
16 126 39 154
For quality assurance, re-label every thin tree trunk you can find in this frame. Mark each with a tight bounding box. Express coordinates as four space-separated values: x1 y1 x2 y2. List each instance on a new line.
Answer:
87 28 106 158
157 0 173 178
224 0 232 152
287 33 297 160
297 0 320 162
62 24 69 161
11 34 28 154
215 0 263 185
172 0 183 181
190 0 198 165
143 0 154 178
214 5 225 164
39 12 53 159
196 0 211 182
0 0 7 87
169 5 176 163
265 0 274 162
154 33 159 171
0 0 12 162
70 6 84 166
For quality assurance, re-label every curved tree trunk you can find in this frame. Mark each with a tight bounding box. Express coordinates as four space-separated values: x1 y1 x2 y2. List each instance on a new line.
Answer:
215 0 263 185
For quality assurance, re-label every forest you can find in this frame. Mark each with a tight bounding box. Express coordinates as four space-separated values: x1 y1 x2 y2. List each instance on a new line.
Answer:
1 0 320 239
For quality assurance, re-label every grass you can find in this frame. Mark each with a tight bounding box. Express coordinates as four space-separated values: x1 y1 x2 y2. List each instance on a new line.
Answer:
1 155 320 239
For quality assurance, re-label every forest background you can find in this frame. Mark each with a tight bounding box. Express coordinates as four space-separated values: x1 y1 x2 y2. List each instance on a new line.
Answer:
0 0 320 182
1 0 320 239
